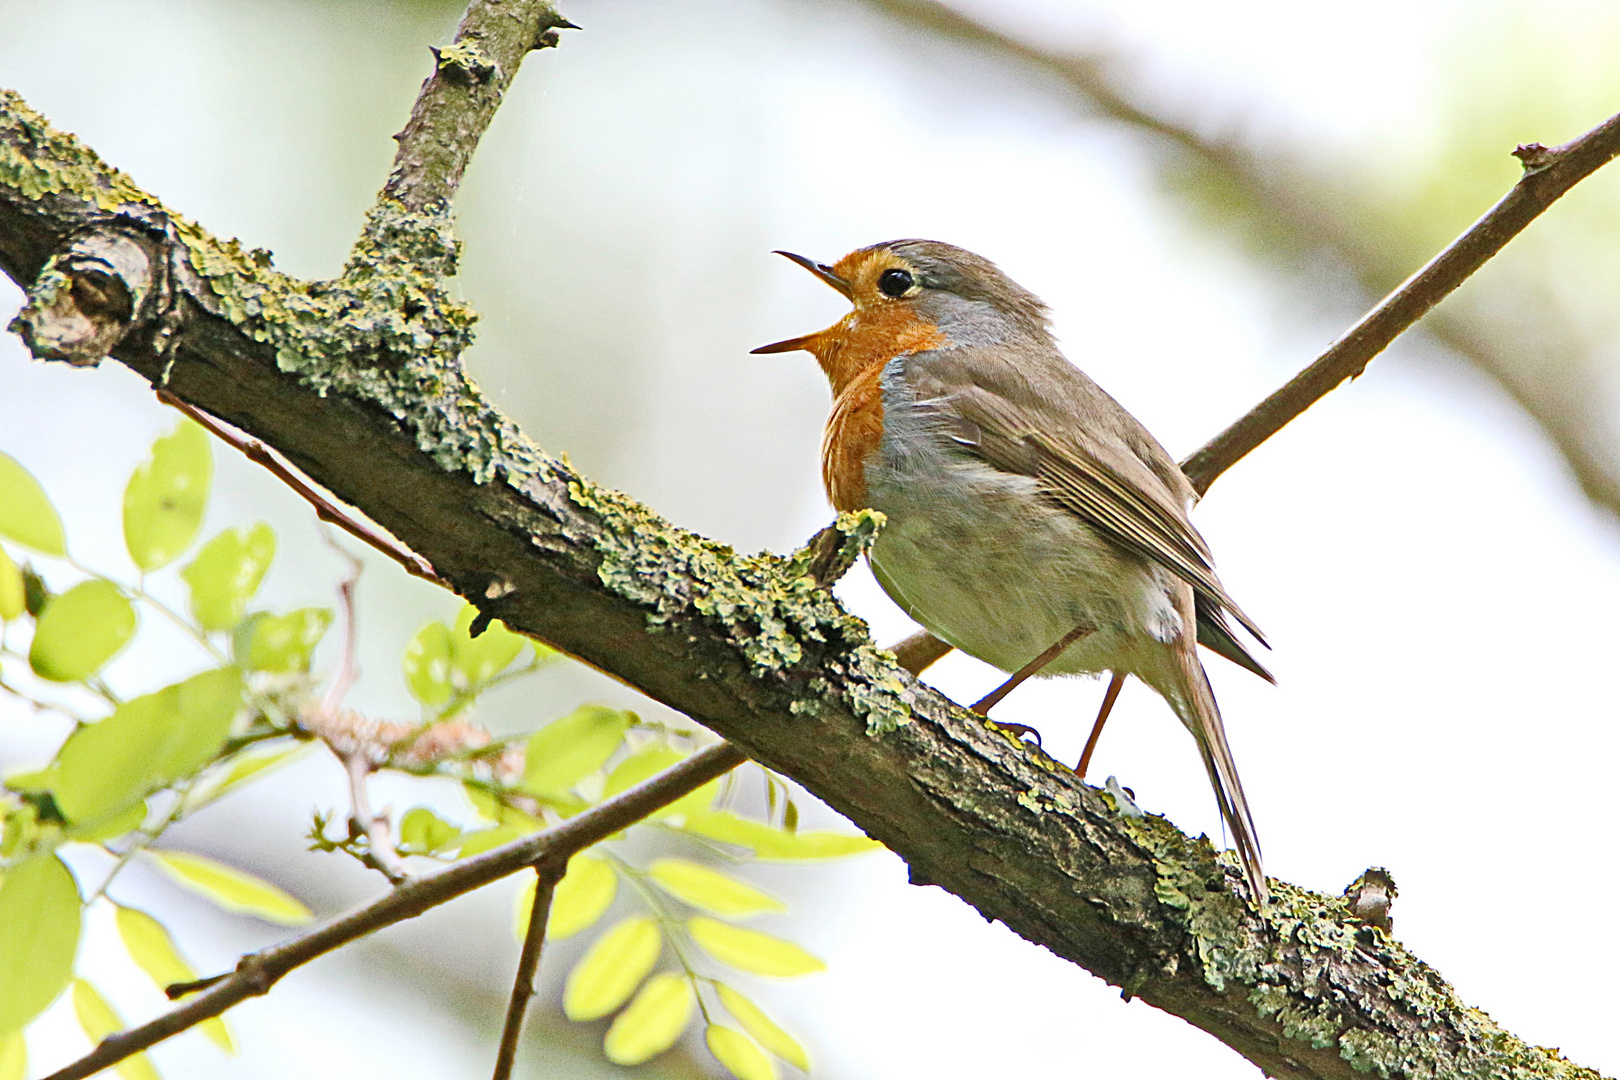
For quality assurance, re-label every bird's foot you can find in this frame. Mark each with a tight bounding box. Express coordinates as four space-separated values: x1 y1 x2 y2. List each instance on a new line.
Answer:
986 720 1042 747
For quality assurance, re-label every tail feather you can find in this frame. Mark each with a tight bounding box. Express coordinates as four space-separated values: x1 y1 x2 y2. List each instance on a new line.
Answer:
1171 646 1267 905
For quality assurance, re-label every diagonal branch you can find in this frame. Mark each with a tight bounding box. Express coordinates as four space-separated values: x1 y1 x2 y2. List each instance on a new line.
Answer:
492 860 563 1080
43 743 749 1080
3 33 1615 1080
858 0 1620 513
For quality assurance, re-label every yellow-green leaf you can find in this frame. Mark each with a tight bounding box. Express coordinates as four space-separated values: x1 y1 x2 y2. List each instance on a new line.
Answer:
450 604 526 685
0 1031 25 1080
145 849 311 925
244 608 330 673
604 973 693 1065
0 854 81 1034
688 918 824 977
649 860 785 917
715 984 809 1071
0 453 64 556
522 705 632 800
180 524 275 631
682 810 881 861
113 905 234 1052
563 916 661 1021
0 546 24 622
53 667 243 829
706 1024 776 1080
456 824 532 858
516 854 616 941
28 579 136 682
402 620 454 706
603 744 685 799
71 980 161 1080
398 807 460 854
197 744 308 806
123 421 212 571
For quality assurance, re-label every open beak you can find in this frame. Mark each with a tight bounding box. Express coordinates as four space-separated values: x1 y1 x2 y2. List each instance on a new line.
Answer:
751 251 851 355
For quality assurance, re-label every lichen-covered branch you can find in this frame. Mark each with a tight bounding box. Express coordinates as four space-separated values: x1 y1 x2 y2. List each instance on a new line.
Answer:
0 80 1607 1080
383 0 574 215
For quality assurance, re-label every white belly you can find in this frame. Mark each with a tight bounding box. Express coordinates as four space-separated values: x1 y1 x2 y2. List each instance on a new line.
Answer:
865 367 1187 681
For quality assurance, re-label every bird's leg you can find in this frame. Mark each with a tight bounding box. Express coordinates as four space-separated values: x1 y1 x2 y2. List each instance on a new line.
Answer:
971 622 1094 717
1075 671 1126 779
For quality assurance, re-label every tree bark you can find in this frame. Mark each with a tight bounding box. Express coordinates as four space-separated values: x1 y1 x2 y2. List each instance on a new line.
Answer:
0 83 1606 1080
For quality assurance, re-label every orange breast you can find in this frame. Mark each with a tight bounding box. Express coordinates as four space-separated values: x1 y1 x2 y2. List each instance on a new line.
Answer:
807 295 948 512
822 369 886 512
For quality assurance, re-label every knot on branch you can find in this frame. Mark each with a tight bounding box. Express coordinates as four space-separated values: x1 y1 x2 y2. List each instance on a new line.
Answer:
1512 141 1555 174
9 228 154 366
1343 866 1397 932
533 13 580 51
433 41 497 85
789 509 886 588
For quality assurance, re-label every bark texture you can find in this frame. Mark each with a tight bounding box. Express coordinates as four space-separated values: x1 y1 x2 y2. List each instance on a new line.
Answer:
0 87 1605 1080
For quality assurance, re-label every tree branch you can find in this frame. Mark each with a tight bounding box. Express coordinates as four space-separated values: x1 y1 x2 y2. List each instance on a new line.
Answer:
857 0 1620 512
41 743 748 1080
3 37 1612 1080
1180 126 1620 493
492 861 563 1080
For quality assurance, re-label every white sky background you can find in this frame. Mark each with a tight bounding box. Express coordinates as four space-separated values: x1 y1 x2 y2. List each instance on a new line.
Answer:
3 0 1619 1078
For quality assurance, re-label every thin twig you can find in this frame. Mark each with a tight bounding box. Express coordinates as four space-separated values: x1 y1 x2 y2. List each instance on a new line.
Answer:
856 0 1620 502
491 861 563 1080
47 633 939 1080
45 741 749 1080
1181 117 1620 494
156 389 446 586
343 752 408 885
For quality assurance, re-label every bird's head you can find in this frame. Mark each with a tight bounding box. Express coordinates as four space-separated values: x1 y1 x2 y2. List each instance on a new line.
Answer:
753 240 1050 392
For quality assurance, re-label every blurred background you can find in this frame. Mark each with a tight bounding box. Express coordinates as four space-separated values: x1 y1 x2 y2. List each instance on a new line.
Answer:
4 0 1620 1076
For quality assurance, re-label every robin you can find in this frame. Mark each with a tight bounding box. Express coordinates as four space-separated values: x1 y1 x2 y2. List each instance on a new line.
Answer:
755 240 1273 903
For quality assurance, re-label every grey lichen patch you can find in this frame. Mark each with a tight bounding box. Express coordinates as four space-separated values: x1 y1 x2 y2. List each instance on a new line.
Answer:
175 201 555 484
565 473 916 731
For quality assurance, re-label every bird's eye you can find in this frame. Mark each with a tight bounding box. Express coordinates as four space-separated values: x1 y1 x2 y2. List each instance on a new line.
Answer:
878 268 915 298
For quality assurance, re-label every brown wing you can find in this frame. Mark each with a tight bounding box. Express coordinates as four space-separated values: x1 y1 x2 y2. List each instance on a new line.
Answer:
908 349 1268 651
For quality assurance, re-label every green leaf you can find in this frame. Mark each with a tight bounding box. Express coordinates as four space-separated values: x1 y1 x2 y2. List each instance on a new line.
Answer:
243 607 330 673
688 918 824 977
66 801 146 844
0 453 65 556
715 984 809 1071
0 1031 24 1080
180 524 275 631
649 860 785 917
402 621 453 706
455 824 531 857
123 421 212 571
604 972 694 1065
0 854 81 1034
602 744 720 817
398 807 461 854
681 810 881 861
71 980 161 1080
522 706 632 800
53 667 243 829
462 783 546 830
0 545 24 622
113 906 235 1053
706 1024 776 1080
144 849 311 925
519 854 615 940
196 744 308 806
450 603 527 686
563 915 661 1021
28 579 136 682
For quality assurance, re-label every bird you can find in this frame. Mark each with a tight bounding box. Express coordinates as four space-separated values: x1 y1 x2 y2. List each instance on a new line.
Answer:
754 239 1273 903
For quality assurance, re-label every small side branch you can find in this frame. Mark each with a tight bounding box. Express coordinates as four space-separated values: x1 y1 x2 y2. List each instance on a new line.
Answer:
492 862 564 1080
44 742 749 1080
1180 112 1620 493
383 0 575 214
